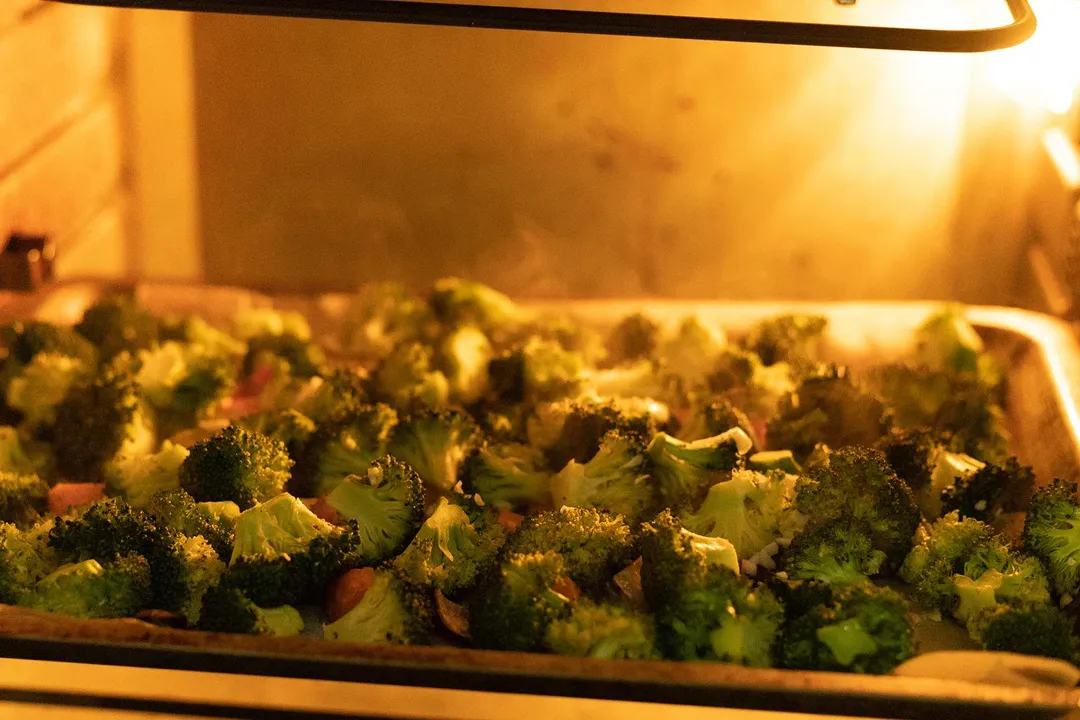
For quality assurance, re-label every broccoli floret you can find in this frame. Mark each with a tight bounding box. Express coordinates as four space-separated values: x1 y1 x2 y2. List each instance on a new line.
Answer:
0 426 47 477
639 509 741 613
470 550 576 652
21 556 152 619
605 313 659 365
242 333 325 380
294 368 370 427
657 316 727 389
875 427 940 494
143 489 234 560
503 506 636 593
680 397 758 446
914 305 988 377
174 535 226 625
747 451 801 474
0 472 49 528
682 469 801 561
532 399 655 471
1 320 96 369
780 519 886 587
394 495 506 598
437 325 493 405
137 341 235 435
197 584 304 636
339 281 432 360
386 408 478 493
950 552 1052 634
0 521 58 603
917 449 985 520
462 442 550 511
224 493 355 606
372 342 450 411
767 576 835 623
105 441 189 509
428 277 522 336
647 429 753 511
179 425 292 509
742 314 827 370
291 403 397 498
51 353 155 484
236 408 316 464
941 457 1035 524
551 429 654 525
233 307 312 343
794 447 920 567
781 583 914 674
6 352 87 429
323 567 435 645
487 338 584 407
159 315 247 359
545 599 659 660
75 295 159 361
325 457 424 565
766 367 889 463
1022 479 1080 598
969 604 1078 661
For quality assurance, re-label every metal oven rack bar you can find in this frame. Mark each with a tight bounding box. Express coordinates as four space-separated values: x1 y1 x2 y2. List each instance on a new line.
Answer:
48 0 1037 52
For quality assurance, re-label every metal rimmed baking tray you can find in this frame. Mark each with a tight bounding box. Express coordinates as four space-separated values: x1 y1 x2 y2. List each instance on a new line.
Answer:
0 281 1079 719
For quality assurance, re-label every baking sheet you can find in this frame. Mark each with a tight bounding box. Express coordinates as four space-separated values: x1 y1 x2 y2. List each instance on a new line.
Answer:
1 281 1079 719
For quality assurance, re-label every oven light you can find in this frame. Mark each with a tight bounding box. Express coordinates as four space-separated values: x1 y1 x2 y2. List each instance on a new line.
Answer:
987 0 1080 114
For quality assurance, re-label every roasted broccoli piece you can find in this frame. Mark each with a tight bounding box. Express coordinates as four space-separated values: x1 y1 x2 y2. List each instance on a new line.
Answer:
21 555 152 619
0 521 58 604
702 347 794 419
394 495 506 597
0 472 49 528
387 408 478 493
647 429 752 511
197 584 304 636
470 550 576 652
639 509 740 613
605 313 659 365
428 277 522 339
325 457 424 565
295 368 370 427
794 447 920 567
551 429 654 525
657 316 727 390
747 450 801 474
780 519 886 587
503 506 636 593
233 307 311 343
105 441 189 509
917 449 985 520
437 325 493 405
242 332 325 381
372 342 450 411
530 398 655 471
462 442 550 511
159 315 247 358
1 320 96 370
75 295 159 362
323 567 435 645
487 337 584 407
136 341 235 435
682 469 801 562
291 403 398 498
767 576 836 623
941 457 1035 524
173 534 226 625
742 314 827 371
874 427 940 494
1022 478 1080 598
51 353 155 484
781 583 914 674
766 367 889 463
545 599 659 660
914 305 993 379
179 425 292 509
0 426 47 478
338 281 432 360
6 352 88 429
223 493 356 607
679 396 758 447
969 604 1078 661
143 489 235 561
236 408 316 464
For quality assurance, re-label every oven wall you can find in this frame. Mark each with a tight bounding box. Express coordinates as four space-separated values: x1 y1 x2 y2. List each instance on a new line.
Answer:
162 6 1043 302
0 2 129 279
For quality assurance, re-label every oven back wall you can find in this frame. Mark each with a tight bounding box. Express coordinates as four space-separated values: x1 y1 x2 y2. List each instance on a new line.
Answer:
190 5 1034 301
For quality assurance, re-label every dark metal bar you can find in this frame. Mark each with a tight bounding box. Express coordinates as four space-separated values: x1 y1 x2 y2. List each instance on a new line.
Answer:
47 0 1036 53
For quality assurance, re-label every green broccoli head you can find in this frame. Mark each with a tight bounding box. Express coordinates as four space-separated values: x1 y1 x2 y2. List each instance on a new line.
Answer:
291 403 398 498
647 429 753 511
233 307 311 343
437 325 493 405
781 582 914 675
197 584 304 636
1022 479 1080 598
462 442 550 511
532 399 655 471
159 315 247 359
470 550 576 652
551 429 654 525
143 489 235 560
657 315 727 390
639 509 740 613
51 353 155 484
323 567 435 645
969 604 1078 661
295 368 370 427
504 506 636 594
325 457 424 565
487 337 584 407
21 555 152 619
372 342 450 411
387 408 479 493
742 314 827 371
899 511 998 610
106 441 189 509
766 367 890 463
75 295 159 362
941 457 1035 524
605 313 659 365
0 521 59 604
780 519 887 587
176 534 226 625
874 427 941 494
0 472 49 528
914 305 986 376
179 425 292 509
681 469 801 561
1 320 97 369
6 352 88 429
428 277 522 338
236 408 316 464
950 552 1052 634
339 281 432 360
0 426 48 478
680 396 758 447
767 576 836 623
137 341 235 435
242 333 326 380
794 446 920 567
394 495 506 598
545 599 659 660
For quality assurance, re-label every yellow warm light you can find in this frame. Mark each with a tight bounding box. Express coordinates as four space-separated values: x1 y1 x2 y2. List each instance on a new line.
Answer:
988 0 1080 114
